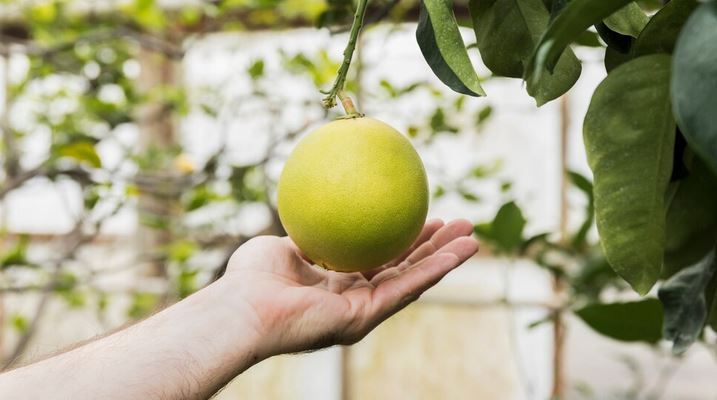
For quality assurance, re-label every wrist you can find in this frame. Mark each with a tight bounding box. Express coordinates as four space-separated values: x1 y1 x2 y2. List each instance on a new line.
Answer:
205 278 274 362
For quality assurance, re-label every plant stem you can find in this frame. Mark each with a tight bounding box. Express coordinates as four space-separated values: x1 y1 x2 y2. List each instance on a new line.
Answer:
338 91 363 118
322 0 369 110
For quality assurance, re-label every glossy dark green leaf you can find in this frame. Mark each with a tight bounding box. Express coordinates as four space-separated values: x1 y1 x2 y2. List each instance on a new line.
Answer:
597 22 634 72
603 2 648 38
584 54 675 295
417 0 485 97
632 0 699 56
671 1 717 175
470 0 543 78
575 30 602 47
469 0 581 106
659 249 716 354
596 22 633 53
604 45 633 72
474 201 527 253
526 0 634 80
548 0 570 19
575 299 663 343
663 155 717 276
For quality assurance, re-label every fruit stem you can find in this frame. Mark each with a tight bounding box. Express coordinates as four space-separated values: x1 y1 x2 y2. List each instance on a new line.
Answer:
321 0 369 110
338 91 364 118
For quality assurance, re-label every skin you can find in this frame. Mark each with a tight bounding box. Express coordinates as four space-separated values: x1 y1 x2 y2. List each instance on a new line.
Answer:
0 219 478 400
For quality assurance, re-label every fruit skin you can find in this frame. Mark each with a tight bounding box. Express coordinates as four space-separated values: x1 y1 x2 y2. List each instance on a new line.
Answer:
277 117 429 272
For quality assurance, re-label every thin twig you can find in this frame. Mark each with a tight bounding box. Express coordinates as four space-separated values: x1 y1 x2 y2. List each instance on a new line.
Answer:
321 0 369 109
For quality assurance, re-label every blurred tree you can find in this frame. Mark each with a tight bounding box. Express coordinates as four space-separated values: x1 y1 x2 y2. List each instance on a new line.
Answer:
0 0 498 370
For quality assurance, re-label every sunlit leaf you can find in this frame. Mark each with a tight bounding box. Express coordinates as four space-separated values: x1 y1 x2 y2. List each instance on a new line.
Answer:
584 54 674 294
55 141 102 168
417 0 485 96
603 2 648 38
0 235 30 269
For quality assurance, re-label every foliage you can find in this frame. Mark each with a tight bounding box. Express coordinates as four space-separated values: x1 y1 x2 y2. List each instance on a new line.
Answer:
575 299 663 343
415 0 717 353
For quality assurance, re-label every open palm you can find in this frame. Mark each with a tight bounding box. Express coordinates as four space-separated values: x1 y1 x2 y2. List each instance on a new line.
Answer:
222 219 478 356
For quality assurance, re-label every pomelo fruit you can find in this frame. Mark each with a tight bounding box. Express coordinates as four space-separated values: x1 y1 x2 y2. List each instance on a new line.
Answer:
277 117 429 272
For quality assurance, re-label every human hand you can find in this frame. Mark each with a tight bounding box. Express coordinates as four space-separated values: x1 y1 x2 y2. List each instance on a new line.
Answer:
220 219 478 358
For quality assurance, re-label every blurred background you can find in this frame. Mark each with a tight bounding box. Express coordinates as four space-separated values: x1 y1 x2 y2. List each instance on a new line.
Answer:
1 1 716 399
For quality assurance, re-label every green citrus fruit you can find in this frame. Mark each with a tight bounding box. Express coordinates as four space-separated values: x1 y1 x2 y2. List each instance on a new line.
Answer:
277 117 429 272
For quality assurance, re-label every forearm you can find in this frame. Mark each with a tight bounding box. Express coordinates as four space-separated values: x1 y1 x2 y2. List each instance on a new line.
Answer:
0 279 267 400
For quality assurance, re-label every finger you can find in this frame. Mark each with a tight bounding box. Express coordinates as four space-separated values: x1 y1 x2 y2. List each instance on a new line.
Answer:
361 219 444 280
368 219 475 285
370 236 478 320
403 219 474 266
370 226 477 286
390 219 445 265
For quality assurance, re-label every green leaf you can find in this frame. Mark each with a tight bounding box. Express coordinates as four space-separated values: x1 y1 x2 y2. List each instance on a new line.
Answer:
671 1 717 176
596 22 633 53
632 0 699 57
59 290 86 308
596 22 635 72
247 59 265 79
604 45 633 72
663 155 717 276
707 265 717 331
0 235 30 269
459 189 480 202
130 0 167 30
177 268 199 299
575 30 602 47
470 0 581 105
583 54 675 294
568 171 594 248
474 201 527 253
166 239 197 263
658 249 716 354
570 254 622 302
526 0 635 79
11 314 29 334
56 141 102 168
476 105 493 125
575 299 663 343
127 292 159 319
417 0 485 97
603 2 649 38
